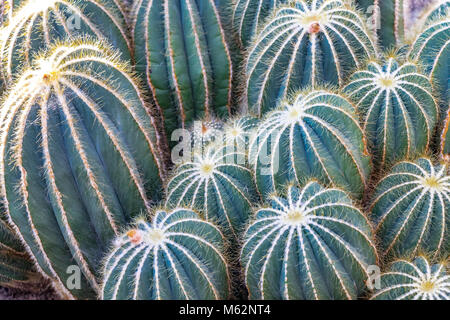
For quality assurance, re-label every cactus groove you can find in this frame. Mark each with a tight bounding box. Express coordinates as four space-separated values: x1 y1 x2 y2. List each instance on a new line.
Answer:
246 0 375 116
241 182 378 300
102 208 230 300
370 158 449 259
0 40 165 299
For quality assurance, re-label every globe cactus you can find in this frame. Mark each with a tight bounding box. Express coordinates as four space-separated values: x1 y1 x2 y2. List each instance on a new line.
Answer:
354 0 406 49
418 0 449 25
249 89 371 199
246 0 375 116
241 182 378 300
133 0 233 145
102 208 230 300
166 144 258 239
371 256 450 300
0 216 43 291
223 116 259 152
409 12 449 120
232 0 289 47
344 57 437 170
0 40 166 299
370 158 449 259
0 0 131 85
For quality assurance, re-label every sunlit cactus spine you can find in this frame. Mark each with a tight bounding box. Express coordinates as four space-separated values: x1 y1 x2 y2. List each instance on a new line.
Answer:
133 0 233 146
166 144 258 239
246 0 375 116
0 216 43 291
354 0 406 49
0 40 166 299
441 110 450 160
344 56 437 170
241 182 378 300
409 12 449 121
249 89 371 200
371 256 450 300
0 0 131 85
370 158 449 259
102 208 230 300
232 0 288 47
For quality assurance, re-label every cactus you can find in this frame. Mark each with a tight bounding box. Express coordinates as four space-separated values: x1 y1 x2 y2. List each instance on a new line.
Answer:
166 144 258 239
223 116 259 151
409 12 449 122
0 215 43 291
246 0 375 116
371 256 450 300
344 57 437 170
133 0 233 145
232 0 289 47
0 0 131 85
441 110 450 160
241 182 378 300
101 208 230 300
419 0 450 25
0 40 165 299
370 158 449 259
354 0 406 49
249 89 371 199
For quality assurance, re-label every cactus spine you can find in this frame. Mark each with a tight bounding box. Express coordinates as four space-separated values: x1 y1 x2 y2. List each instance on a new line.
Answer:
354 0 406 49
344 57 437 170
166 144 258 238
102 208 230 300
371 256 450 300
241 182 378 300
370 158 449 259
232 0 288 47
246 0 375 116
0 0 131 85
249 89 371 199
133 0 233 145
0 40 165 299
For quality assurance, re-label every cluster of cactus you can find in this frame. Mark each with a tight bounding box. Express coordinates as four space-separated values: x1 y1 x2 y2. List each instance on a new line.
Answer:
0 0 448 301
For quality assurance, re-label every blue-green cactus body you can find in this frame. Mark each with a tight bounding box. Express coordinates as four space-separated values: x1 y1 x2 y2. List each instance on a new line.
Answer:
0 41 165 299
249 90 371 199
241 182 378 300
409 13 449 121
371 256 450 300
102 208 230 300
370 158 449 258
246 0 375 116
166 145 258 238
232 0 288 47
0 0 131 85
133 0 233 144
344 57 437 170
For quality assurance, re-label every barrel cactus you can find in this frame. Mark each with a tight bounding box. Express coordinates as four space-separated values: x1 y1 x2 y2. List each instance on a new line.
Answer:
344 57 437 170
0 216 43 291
232 0 288 47
102 208 230 300
409 12 449 120
441 110 450 160
133 0 233 145
241 182 378 300
166 144 258 238
370 158 449 259
0 0 131 85
224 116 259 151
371 256 450 300
246 0 375 116
0 40 165 299
249 89 371 199
354 0 405 49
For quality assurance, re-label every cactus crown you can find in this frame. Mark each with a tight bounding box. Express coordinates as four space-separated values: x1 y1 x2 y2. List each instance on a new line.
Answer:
371 256 450 300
